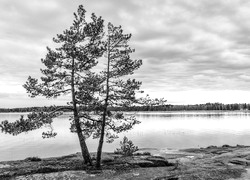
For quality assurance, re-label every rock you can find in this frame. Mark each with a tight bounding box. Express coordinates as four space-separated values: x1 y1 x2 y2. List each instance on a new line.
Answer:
229 158 250 166
127 156 175 167
236 144 246 148
102 157 114 163
207 145 217 149
36 166 59 173
245 155 250 160
150 156 165 160
1 171 16 177
222 144 231 148
153 175 179 180
8 171 16 177
146 157 173 167
0 164 11 168
88 170 102 174
128 159 155 167
211 150 229 155
101 153 115 163
25 157 42 162
90 153 115 163
16 170 88 180
133 173 140 176
133 151 151 156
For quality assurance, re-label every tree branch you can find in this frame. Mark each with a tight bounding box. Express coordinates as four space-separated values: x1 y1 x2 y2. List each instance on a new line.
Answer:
79 114 102 122
110 38 124 51
50 89 71 95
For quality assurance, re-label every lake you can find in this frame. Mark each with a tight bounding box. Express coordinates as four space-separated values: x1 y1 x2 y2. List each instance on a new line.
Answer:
1 111 250 161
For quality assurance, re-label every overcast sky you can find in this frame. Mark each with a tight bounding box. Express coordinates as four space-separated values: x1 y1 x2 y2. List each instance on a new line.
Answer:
1 0 250 108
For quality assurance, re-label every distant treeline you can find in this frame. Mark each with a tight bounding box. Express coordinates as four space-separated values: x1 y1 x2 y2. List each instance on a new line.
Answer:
0 106 72 113
119 103 250 111
1 103 250 113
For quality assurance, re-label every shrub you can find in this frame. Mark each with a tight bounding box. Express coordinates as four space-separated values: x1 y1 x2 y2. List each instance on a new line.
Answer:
114 136 138 156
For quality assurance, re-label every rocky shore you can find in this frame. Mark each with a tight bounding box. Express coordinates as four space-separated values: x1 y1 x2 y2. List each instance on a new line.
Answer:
1 145 250 179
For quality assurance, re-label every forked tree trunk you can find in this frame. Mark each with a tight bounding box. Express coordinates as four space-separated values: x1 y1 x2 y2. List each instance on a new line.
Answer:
96 37 111 168
74 116 92 165
96 108 107 168
71 57 92 165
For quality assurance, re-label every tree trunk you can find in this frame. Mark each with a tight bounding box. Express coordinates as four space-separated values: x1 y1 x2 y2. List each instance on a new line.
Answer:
75 116 92 165
71 57 92 165
96 109 107 168
96 37 111 168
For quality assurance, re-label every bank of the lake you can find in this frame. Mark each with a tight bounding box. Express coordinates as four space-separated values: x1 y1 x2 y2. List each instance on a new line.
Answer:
1 145 250 180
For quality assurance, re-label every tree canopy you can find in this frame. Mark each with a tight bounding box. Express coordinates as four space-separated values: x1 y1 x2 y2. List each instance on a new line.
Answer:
1 5 105 165
0 5 165 168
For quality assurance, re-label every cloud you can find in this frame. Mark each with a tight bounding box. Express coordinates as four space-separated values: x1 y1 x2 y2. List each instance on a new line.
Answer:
1 0 250 107
125 0 250 94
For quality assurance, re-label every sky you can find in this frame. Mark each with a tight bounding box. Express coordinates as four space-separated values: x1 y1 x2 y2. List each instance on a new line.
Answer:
1 0 250 108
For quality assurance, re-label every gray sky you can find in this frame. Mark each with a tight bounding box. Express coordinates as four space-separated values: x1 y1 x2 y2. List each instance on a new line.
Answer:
1 0 250 108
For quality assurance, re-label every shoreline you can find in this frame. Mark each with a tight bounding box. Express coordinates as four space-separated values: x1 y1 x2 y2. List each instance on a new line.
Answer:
1 145 250 179
1 109 250 113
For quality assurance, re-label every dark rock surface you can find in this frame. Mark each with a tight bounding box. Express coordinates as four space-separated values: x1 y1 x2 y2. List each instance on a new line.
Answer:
2 145 250 179
230 158 250 166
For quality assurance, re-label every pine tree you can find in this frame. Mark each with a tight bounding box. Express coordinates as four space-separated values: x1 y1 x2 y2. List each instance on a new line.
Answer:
0 5 104 165
95 23 143 168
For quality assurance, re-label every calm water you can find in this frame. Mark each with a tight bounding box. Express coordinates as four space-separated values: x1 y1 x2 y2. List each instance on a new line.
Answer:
1 111 250 161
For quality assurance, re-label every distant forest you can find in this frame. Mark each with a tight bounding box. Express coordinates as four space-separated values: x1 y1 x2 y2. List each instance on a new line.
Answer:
1 103 250 113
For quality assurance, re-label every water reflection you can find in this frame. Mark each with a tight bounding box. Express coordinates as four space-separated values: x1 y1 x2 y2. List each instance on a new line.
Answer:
128 111 250 118
1 111 250 161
